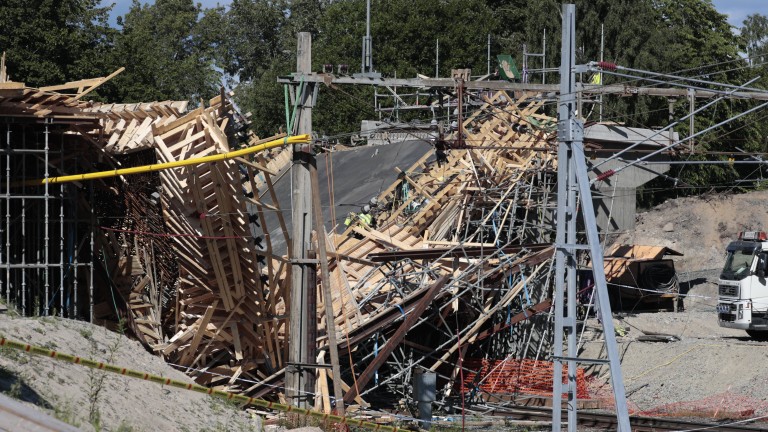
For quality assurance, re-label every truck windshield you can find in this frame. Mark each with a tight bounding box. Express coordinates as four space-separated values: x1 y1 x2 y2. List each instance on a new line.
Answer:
721 249 755 280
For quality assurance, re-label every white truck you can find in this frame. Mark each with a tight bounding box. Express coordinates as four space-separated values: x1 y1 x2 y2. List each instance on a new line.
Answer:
717 231 768 339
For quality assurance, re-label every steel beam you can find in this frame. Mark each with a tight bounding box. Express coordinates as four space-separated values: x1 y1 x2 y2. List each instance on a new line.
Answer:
278 75 768 100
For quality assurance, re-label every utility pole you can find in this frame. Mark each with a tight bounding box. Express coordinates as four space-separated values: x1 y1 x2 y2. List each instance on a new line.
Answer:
598 24 604 122
553 5 630 431
689 88 695 152
286 32 317 410
363 0 372 73
356 0 380 79
487 34 491 75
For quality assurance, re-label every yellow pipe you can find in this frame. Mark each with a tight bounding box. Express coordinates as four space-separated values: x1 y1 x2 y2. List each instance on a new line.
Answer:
23 134 309 186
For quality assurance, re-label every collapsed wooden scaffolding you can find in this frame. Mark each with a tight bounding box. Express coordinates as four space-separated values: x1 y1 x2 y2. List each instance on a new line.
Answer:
1 71 570 414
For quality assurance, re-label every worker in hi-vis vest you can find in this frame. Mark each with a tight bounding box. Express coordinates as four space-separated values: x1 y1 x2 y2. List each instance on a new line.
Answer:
345 204 373 228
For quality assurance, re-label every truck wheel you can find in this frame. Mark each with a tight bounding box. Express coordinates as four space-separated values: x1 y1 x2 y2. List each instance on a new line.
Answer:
746 330 768 341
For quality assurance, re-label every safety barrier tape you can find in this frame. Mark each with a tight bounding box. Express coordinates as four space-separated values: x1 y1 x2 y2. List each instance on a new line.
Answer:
0 336 406 432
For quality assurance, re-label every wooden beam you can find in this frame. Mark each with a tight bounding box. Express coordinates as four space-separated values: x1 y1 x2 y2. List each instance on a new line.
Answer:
342 275 448 405
72 67 125 101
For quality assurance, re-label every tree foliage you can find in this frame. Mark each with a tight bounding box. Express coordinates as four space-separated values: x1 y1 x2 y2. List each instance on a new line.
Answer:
742 13 768 67
109 0 222 102
2 0 768 198
0 0 114 87
217 0 287 82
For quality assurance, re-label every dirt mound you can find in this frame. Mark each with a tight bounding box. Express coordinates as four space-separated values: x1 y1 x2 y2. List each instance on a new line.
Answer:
582 190 768 423
0 313 260 431
615 190 768 274
5 190 768 429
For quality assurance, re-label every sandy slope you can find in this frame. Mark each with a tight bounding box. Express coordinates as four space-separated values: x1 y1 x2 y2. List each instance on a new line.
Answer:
583 190 768 422
5 190 768 429
0 314 260 432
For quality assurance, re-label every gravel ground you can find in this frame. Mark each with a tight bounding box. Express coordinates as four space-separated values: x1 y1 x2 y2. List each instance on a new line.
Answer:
582 190 768 422
4 190 768 430
0 314 261 431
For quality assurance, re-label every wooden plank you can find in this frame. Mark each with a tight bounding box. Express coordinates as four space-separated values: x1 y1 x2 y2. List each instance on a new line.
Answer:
342 275 448 404
181 300 217 362
209 160 246 300
153 107 204 137
351 226 412 251
0 82 25 90
327 371 369 408
235 156 276 176
230 322 244 361
257 154 291 255
40 77 103 92
188 166 235 311
72 67 125 101
316 351 331 414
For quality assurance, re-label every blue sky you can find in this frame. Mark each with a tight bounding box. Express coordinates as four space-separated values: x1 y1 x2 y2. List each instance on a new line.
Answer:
712 0 768 27
101 0 767 29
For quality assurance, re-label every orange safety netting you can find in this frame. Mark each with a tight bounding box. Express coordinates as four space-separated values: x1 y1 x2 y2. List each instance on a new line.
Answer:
459 358 589 399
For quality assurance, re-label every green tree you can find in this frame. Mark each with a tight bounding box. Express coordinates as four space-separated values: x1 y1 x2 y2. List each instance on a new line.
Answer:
742 14 768 68
306 0 500 136
235 58 293 138
0 0 115 87
217 0 288 82
110 0 221 102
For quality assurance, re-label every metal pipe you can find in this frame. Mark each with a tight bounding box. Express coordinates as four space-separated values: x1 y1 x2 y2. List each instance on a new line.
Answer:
365 0 372 72
566 154 578 431
21 134 308 186
591 76 761 172
598 68 762 99
435 39 439 78
608 99 768 177
542 29 546 85
634 159 768 165
44 122 51 316
3 195 71 200
59 132 64 316
523 43 528 83
0 263 84 269
612 62 768 96
72 183 78 318
3 124 9 307
487 34 491 75
89 182 94 322
21 127 26 315
599 24 604 121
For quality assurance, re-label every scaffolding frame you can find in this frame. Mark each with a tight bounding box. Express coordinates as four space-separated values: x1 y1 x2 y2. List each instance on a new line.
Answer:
0 118 95 320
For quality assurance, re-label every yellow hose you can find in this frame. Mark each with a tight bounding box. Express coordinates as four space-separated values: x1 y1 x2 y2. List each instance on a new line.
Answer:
22 134 309 186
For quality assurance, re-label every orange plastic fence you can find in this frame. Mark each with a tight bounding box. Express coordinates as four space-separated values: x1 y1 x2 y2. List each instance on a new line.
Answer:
459 358 589 399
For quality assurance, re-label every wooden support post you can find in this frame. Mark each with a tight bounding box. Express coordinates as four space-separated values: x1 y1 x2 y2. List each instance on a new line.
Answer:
286 32 317 409
309 163 346 415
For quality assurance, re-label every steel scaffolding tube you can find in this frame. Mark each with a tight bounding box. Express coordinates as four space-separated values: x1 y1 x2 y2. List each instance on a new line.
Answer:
43 121 50 316
3 124 8 306
59 131 64 316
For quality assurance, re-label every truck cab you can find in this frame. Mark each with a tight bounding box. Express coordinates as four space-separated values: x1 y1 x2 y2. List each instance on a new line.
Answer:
717 231 768 339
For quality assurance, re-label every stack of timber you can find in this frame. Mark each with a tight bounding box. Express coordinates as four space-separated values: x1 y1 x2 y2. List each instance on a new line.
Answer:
86 101 189 154
148 95 291 391
0 66 124 119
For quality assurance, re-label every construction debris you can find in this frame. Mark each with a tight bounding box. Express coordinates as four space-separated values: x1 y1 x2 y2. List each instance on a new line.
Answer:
0 71 598 419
